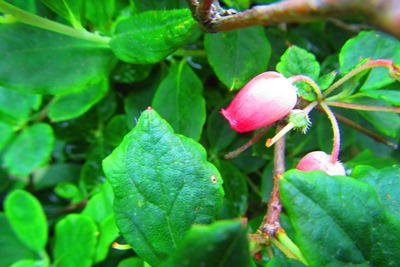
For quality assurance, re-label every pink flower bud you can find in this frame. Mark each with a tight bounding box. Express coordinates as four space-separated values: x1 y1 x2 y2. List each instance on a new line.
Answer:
296 151 346 176
221 72 297 133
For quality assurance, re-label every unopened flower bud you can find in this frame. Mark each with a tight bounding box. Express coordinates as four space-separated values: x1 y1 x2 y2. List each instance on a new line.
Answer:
221 72 298 133
296 151 346 176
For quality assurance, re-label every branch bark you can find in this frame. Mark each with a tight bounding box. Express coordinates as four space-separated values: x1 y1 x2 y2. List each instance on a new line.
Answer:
187 0 400 38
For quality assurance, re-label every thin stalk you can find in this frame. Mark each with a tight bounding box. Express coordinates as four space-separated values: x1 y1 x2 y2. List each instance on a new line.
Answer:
266 101 318 147
224 126 270 159
288 75 323 101
320 102 341 163
324 59 396 97
327 101 400 113
0 1 110 45
269 237 298 260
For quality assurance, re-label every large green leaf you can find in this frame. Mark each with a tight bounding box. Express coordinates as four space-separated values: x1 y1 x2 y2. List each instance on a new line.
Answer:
352 165 400 220
3 123 54 176
40 0 84 28
339 30 400 91
0 23 115 94
204 26 271 90
161 220 250 267
48 79 109 122
103 108 224 266
152 60 205 141
4 190 48 253
53 214 98 267
0 121 15 151
280 170 400 266
110 9 196 64
0 214 37 267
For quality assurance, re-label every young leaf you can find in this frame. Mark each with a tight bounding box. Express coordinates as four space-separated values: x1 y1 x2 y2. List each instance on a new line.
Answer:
339 30 400 91
4 190 48 253
103 108 224 266
85 0 114 31
53 214 98 267
204 26 271 90
0 24 116 94
48 79 109 122
110 9 196 64
276 45 320 100
161 220 251 267
4 123 55 176
152 60 206 141
40 0 84 29
280 170 400 266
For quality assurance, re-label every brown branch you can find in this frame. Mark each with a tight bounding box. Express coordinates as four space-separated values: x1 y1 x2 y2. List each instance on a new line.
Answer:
258 120 286 237
187 0 400 38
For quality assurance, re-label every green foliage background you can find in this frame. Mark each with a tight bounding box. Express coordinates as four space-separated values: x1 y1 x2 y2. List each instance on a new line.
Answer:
0 0 399 266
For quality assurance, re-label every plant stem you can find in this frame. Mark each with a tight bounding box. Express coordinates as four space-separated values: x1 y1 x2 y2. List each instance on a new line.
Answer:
0 1 110 45
266 101 318 147
224 126 270 159
327 101 400 113
259 121 286 237
317 107 399 150
320 102 341 163
324 59 396 97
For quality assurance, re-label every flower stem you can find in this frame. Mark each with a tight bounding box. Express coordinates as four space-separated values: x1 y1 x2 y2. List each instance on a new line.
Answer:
0 1 110 45
224 126 270 159
320 102 341 163
288 75 323 101
327 101 400 113
324 59 397 97
266 101 318 147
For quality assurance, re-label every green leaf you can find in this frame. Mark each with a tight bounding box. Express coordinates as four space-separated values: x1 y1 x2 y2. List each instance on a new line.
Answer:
204 26 271 90
218 161 248 219
117 257 144 267
339 30 400 91
361 90 400 106
4 123 54 176
266 257 306 267
111 61 153 83
0 121 15 151
40 0 84 29
206 102 237 153
48 79 109 122
344 150 398 170
103 108 224 266
152 60 205 141
161 220 251 267
85 0 114 31
33 163 81 190
344 96 400 137
83 181 119 264
53 214 98 267
103 114 130 147
276 45 320 100
110 9 196 64
280 170 400 266
4 190 47 252
0 24 116 94
0 86 41 124
0 214 37 267
131 0 188 12
352 165 400 220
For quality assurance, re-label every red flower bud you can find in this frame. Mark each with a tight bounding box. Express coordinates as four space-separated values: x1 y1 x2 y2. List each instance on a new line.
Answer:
296 151 346 176
221 72 297 133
